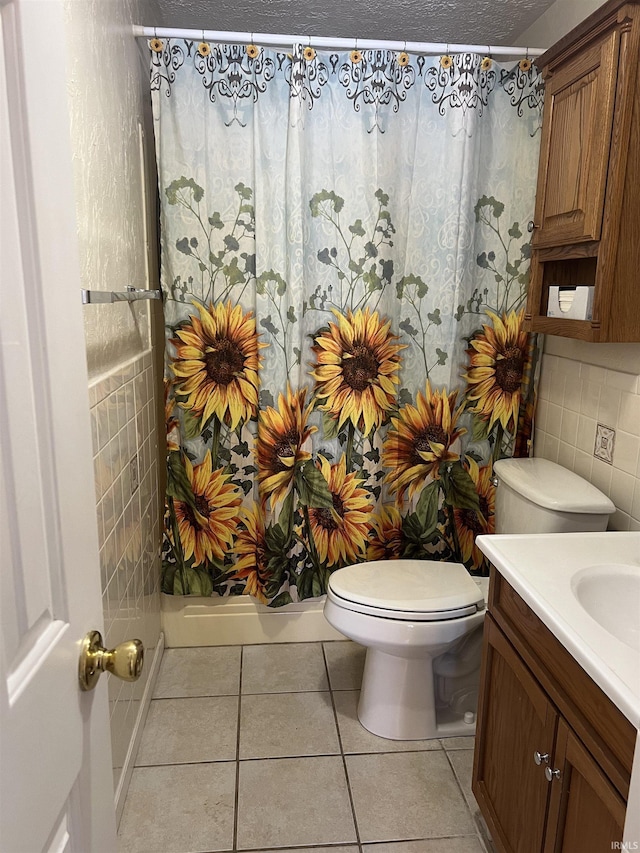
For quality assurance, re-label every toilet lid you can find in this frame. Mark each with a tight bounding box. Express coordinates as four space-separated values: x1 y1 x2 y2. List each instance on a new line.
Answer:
328 560 484 616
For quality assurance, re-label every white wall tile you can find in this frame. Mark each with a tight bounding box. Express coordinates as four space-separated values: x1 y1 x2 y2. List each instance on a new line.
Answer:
619 393 640 437
613 431 639 474
576 416 596 454
89 349 161 792
597 386 621 427
560 409 579 446
546 402 563 437
609 469 636 515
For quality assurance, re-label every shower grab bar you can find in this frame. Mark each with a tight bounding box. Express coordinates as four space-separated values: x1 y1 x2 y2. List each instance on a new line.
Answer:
81 287 161 305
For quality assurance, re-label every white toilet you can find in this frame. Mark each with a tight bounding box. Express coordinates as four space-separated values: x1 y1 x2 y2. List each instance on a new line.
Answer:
323 457 615 740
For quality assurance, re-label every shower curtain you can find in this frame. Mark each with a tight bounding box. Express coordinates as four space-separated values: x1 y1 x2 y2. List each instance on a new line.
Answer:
150 40 544 604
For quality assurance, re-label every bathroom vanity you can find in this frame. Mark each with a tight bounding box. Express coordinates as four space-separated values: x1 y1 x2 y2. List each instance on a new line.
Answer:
473 532 640 853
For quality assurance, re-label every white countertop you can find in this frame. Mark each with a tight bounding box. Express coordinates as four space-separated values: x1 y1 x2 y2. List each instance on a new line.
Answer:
476 531 640 728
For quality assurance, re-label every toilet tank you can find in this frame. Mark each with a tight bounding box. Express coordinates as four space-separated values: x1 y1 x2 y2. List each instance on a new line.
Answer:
493 458 615 535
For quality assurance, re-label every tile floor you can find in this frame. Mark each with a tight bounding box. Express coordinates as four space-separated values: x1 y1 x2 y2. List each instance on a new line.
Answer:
118 642 488 853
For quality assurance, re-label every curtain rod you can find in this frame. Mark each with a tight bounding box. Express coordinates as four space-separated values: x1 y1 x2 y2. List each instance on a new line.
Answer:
134 26 544 57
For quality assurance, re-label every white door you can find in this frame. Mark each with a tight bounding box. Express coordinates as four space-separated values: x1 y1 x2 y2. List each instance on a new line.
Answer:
0 0 118 850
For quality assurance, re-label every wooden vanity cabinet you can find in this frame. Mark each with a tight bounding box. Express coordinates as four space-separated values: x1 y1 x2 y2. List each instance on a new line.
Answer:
525 0 640 341
472 570 635 853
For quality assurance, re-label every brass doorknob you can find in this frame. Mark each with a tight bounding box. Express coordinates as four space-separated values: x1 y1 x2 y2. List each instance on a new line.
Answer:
78 630 144 691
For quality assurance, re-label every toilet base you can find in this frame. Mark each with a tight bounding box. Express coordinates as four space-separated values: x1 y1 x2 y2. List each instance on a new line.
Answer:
357 648 477 740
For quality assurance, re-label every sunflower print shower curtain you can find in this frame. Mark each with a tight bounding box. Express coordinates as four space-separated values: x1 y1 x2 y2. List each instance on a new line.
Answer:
150 42 544 604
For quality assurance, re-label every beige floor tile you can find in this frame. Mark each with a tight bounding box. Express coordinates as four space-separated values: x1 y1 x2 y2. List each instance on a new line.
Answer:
154 647 241 698
241 642 328 693
346 751 475 843
334 691 441 754
323 640 366 690
239 691 339 758
236 756 357 849
364 839 484 852
118 763 235 853
135 696 238 765
251 849 358 853
441 736 476 751
448 749 479 813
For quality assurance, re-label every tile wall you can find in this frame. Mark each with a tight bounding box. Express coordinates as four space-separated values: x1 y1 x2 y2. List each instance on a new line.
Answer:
535 353 640 531
88 349 162 801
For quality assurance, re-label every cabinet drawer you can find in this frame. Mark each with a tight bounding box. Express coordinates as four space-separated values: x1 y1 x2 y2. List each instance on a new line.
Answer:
489 570 635 798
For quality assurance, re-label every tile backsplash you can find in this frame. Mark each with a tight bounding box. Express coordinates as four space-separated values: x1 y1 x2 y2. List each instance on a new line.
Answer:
88 349 162 808
535 353 640 531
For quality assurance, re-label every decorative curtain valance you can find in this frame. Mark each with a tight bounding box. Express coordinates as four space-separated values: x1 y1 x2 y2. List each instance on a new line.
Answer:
150 40 543 605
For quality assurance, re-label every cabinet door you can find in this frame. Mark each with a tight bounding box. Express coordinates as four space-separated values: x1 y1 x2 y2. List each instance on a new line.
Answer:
473 617 558 853
533 30 619 247
544 719 626 853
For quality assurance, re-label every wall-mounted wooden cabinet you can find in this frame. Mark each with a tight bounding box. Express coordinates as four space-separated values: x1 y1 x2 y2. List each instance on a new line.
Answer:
525 0 640 341
472 571 635 853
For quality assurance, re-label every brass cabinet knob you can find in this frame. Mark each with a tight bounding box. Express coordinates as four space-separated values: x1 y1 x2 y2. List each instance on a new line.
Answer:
78 630 144 691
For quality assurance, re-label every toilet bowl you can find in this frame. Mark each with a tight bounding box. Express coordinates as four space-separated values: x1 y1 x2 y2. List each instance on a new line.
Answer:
323 457 615 741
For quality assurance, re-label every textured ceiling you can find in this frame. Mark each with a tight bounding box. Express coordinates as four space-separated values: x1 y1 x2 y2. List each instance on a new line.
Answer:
150 0 557 45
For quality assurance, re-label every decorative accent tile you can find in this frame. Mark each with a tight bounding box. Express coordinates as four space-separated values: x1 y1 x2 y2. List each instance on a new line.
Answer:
594 423 615 464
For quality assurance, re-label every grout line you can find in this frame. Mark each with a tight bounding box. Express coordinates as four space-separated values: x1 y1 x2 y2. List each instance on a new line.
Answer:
233 645 244 852
443 747 487 850
322 643 363 853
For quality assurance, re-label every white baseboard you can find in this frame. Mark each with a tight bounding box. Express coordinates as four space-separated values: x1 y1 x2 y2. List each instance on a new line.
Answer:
114 632 165 826
161 594 346 647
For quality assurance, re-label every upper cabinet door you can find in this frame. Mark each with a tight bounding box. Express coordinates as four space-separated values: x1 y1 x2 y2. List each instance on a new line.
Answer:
533 30 620 247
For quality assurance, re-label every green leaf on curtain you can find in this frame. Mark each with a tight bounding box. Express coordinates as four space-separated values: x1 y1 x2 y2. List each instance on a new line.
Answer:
508 222 522 239
260 315 280 336
471 415 491 442
295 461 334 508
278 488 295 542
474 195 504 221
286 306 297 323
375 189 389 206
176 237 192 255
234 182 253 199
182 408 201 440
398 388 413 406
223 257 246 287
399 318 418 337
427 309 442 325
349 219 366 236
232 440 250 457
317 248 332 265
208 212 224 229
173 566 213 596
380 259 394 283
166 452 196 509
440 462 480 512
364 241 378 258
309 189 344 216
224 235 240 252
363 448 380 463
260 390 275 409
270 591 294 607
435 348 448 365
415 480 440 534
165 176 204 204
321 412 341 440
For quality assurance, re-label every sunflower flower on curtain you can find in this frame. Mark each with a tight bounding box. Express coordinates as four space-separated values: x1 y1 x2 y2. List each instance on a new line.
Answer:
150 42 544 604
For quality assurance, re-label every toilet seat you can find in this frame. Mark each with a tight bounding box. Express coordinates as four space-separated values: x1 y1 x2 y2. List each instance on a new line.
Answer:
327 559 485 622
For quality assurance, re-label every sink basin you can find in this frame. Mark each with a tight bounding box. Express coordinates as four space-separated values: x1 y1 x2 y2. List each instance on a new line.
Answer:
571 564 640 652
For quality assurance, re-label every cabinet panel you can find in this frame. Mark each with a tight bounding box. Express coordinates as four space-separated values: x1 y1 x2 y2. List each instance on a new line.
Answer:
473 616 557 853
544 720 626 853
534 31 619 246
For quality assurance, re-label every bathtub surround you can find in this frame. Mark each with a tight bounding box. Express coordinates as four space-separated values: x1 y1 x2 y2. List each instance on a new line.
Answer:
89 350 163 820
534 349 640 532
